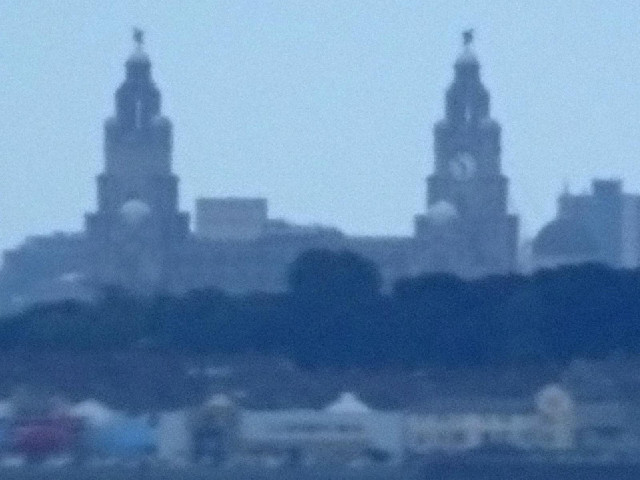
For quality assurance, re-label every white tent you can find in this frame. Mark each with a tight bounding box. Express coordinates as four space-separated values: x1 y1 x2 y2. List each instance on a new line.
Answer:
157 410 191 463
69 399 119 426
324 392 371 414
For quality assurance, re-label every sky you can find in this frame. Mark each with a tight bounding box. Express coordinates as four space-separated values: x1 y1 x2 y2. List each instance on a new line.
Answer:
2 1 640 254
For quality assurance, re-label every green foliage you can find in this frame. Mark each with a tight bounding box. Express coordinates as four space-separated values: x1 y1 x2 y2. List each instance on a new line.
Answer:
288 249 381 303
1 252 640 369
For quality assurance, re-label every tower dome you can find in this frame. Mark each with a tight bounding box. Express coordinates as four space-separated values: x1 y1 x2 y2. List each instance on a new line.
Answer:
126 28 150 67
443 29 489 125
532 218 600 258
109 28 162 133
126 49 150 66
454 29 480 68
124 28 152 86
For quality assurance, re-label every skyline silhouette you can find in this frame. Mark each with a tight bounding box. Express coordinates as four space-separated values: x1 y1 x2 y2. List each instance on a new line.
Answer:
2 1 640 255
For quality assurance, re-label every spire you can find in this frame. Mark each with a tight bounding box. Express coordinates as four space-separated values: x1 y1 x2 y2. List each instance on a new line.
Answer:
455 29 479 68
115 29 160 130
126 27 151 74
445 29 488 125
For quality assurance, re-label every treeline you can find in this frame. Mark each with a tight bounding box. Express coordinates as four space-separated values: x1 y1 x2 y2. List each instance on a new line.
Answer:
1 249 639 368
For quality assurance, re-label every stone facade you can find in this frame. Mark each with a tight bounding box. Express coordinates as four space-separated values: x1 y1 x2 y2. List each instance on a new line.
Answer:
414 38 518 277
0 33 519 312
84 42 190 293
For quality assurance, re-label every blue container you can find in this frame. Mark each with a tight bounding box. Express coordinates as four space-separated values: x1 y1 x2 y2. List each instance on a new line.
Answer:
89 418 156 457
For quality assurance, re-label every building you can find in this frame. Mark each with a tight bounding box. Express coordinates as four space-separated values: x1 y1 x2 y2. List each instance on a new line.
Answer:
405 384 576 456
4 384 640 465
195 198 268 242
188 392 404 466
532 180 640 270
414 30 519 277
84 34 191 293
0 31 519 312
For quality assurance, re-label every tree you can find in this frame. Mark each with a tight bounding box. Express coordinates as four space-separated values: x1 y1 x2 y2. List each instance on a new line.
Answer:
287 249 381 303
285 249 384 367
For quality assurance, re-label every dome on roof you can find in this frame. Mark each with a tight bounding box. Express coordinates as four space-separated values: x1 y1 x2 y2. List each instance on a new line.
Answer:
125 29 151 73
426 201 458 224
126 49 150 65
533 218 599 257
120 199 151 225
324 392 371 414
455 47 479 67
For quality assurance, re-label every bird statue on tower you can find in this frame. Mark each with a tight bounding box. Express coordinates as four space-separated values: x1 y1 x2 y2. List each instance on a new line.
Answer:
463 29 474 46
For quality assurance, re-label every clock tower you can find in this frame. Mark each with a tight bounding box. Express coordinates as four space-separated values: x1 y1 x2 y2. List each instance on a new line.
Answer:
415 31 518 276
85 30 190 292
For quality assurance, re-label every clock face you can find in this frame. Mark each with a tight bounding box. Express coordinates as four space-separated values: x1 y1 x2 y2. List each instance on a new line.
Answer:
449 152 476 181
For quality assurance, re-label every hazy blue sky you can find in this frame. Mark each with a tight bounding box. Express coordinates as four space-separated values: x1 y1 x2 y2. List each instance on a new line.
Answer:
2 1 640 253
